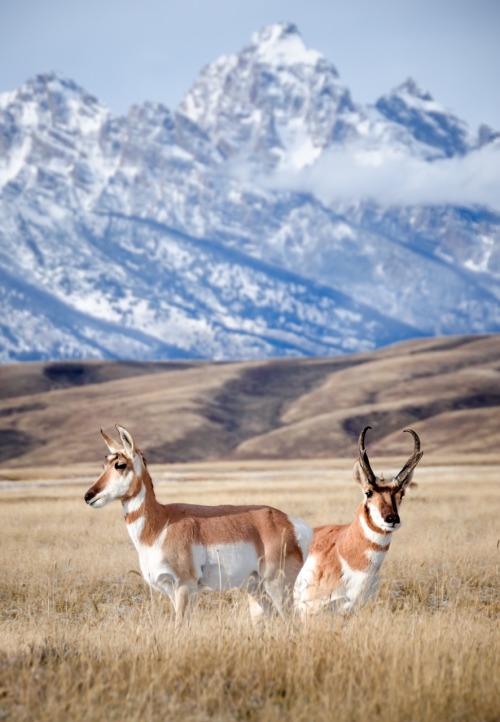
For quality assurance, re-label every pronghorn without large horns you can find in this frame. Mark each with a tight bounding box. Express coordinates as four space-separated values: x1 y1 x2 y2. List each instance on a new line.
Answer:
84 425 312 624
294 426 423 616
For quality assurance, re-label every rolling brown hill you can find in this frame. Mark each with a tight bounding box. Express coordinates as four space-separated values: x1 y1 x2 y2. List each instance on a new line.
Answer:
0 334 499 470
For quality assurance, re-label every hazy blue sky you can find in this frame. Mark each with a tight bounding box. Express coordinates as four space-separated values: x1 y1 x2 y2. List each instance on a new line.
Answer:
1 0 498 130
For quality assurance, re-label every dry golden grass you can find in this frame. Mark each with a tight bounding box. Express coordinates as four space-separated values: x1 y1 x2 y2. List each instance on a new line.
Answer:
1 461 499 721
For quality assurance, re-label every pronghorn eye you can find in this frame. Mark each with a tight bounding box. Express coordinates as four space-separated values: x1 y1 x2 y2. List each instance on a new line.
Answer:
115 461 127 470
365 490 373 498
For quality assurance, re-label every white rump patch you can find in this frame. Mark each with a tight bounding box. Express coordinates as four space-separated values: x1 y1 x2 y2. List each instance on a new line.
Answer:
289 515 313 561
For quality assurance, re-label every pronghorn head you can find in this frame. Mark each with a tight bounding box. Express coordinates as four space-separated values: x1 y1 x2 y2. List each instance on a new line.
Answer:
353 426 423 532
84 425 144 508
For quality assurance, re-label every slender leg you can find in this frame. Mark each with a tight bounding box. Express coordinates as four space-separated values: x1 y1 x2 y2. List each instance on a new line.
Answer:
174 584 190 627
263 574 287 618
156 573 175 603
247 591 276 626
247 593 266 625
265 553 306 618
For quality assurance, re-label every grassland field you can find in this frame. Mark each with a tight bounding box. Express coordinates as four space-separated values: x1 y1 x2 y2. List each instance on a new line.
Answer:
0 459 499 722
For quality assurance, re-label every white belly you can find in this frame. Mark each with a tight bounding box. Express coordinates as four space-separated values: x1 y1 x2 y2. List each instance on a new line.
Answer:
128 524 260 595
193 542 260 591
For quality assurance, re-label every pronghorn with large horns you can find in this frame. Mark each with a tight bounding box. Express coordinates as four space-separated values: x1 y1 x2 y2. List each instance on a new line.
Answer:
294 426 423 616
84 425 312 624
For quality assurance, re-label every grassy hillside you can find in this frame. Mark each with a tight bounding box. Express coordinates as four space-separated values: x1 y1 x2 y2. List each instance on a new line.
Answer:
0 334 499 469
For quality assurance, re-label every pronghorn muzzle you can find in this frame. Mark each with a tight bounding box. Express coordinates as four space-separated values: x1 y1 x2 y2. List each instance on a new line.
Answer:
84 477 106 506
84 489 97 505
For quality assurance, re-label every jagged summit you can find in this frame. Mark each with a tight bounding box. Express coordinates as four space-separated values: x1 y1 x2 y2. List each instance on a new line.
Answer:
477 123 500 147
24 71 91 94
375 77 471 157
0 23 499 363
10 71 103 113
395 77 434 102
251 21 300 43
0 70 109 139
248 22 327 70
180 22 355 168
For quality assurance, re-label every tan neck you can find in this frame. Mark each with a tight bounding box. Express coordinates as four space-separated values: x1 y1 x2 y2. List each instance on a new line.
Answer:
335 503 392 566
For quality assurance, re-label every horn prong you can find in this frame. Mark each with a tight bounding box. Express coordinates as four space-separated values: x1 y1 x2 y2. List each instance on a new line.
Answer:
395 428 423 488
358 425 377 486
403 428 421 452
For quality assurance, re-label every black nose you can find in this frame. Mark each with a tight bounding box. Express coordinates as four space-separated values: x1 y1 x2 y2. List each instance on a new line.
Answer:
385 513 400 526
84 491 94 504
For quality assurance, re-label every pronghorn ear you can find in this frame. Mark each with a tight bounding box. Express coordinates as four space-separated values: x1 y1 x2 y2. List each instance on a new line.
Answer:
101 429 121 454
116 425 136 456
353 460 373 492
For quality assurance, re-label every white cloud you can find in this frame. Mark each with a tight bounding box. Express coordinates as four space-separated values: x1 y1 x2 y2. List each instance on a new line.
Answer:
263 142 500 211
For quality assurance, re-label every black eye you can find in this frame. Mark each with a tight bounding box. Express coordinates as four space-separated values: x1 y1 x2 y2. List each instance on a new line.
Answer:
365 489 373 498
115 462 127 470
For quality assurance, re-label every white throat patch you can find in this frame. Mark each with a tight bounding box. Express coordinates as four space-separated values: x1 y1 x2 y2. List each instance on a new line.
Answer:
360 513 392 547
123 483 146 515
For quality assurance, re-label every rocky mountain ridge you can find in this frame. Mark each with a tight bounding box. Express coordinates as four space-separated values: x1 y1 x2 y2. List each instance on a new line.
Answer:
0 22 499 362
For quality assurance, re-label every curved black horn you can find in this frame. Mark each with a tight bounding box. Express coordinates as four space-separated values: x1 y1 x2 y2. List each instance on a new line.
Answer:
358 426 377 486
394 429 424 487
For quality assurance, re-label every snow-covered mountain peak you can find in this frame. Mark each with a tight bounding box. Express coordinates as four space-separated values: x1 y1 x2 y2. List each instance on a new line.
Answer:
396 77 434 103
0 73 111 192
24 71 94 101
477 123 500 148
180 23 356 169
8 72 110 134
375 77 471 157
249 22 326 70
